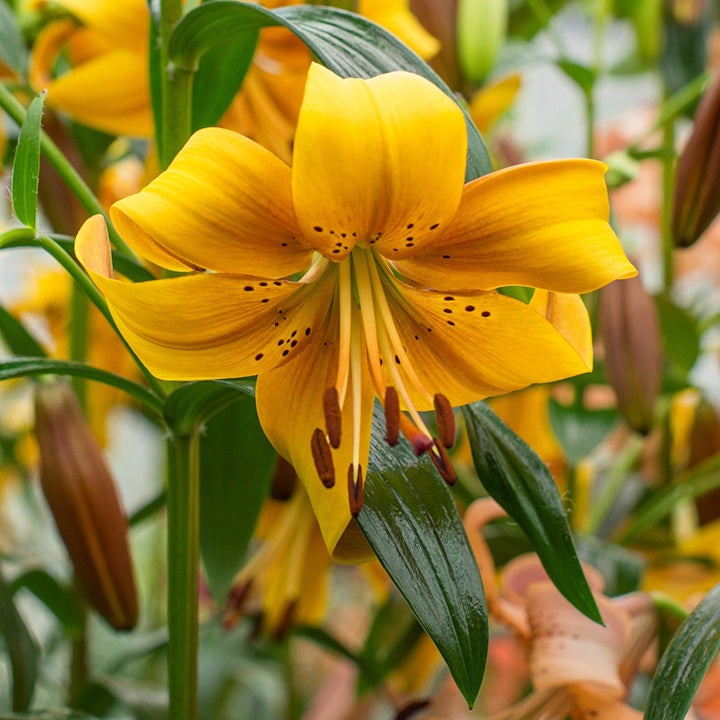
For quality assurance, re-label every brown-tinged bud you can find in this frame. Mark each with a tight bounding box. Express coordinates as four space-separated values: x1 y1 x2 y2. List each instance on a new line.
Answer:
598 276 662 434
410 0 461 88
34 382 138 630
672 72 720 247
271 455 297 501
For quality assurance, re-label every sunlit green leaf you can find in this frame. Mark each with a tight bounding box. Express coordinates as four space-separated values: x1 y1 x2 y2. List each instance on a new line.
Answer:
0 305 47 358
10 570 83 634
463 401 601 623
548 400 617 466
12 91 45 229
656 294 701 377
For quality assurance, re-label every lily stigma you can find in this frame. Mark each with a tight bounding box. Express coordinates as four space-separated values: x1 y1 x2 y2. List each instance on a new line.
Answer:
76 64 636 561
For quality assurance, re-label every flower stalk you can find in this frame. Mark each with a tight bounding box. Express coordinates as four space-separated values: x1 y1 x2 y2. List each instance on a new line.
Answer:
166 430 200 720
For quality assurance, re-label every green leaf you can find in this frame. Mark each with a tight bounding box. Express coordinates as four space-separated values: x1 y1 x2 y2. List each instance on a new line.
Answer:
191 31 259 131
199 397 276 602
169 2 492 182
12 91 45 229
0 305 48 357
0 713 97 719
357 593 424 692
0 1 28 72
163 378 255 434
462 401 601 623
557 59 595 93
358 406 487 707
0 571 39 712
10 570 83 634
644 582 720 719
656 294 701 377
0 357 163 416
548 400 617 466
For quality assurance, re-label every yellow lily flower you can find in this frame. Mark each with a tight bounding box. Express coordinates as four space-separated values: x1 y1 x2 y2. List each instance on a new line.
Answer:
75 64 635 562
29 0 153 137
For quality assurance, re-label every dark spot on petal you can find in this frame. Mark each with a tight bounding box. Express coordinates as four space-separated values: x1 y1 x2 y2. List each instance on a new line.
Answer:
430 223 439 230
261 298 269 303
336 242 343 247
352 232 357 237
255 353 263 361
407 223 414 229
341 233 347 238
465 305 475 312
305 327 311 336
332 249 341 254
379 358 383 365
442 255 450 259
282 349 289 357
406 236 414 242
291 330 297 337
291 340 298 347
273 281 282 286
444 296 454 301
481 311 491 317
414 335 419 340
274 322 279 327
313 226 323 232
393 248 399 252
329 230 335 234
278 340 284 346
281 242 288 247
447 320 455 326
443 308 452 314
244 286 254 291
259 282 268 286
394 355 400 364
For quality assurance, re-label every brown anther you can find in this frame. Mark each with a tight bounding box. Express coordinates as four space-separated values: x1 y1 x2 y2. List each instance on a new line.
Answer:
433 393 456 448
429 439 457 486
384 386 400 446
323 386 342 448
272 599 298 642
311 428 335 488
347 464 364 518
221 579 253 630
395 699 432 720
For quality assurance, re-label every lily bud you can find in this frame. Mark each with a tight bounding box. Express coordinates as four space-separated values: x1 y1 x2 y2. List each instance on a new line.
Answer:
598 276 662 434
672 72 720 247
34 382 138 630
456 0 508 84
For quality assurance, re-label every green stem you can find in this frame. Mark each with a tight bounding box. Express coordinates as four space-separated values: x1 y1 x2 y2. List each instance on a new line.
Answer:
661 97 676 291
584 434 644 534
584 89 595 159
158 0 193 169
0 83 136 259
166 431 200 720
69 285 89 408
0 229 166 398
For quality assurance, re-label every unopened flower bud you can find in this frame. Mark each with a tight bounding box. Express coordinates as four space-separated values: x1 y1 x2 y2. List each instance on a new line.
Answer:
598 276 662 434
672 72 720 247
456 0 508 84
34 382 138 630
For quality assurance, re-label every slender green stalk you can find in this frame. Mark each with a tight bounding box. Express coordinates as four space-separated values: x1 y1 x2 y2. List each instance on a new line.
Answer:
166 431 200 720
158 0 193 169
0 83 136 259
69 285 89 408
661 101 676 291
0 229 166 398
583 434 645 534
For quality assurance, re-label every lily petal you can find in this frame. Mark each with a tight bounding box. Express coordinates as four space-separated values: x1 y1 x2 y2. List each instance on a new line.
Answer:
45 48 153 137
53 0 149 51
358 0 440 60
385 280 593 408
256 304 375 564
394 159 637 293
111 128 312 275
292 64 466 261
75 216 332 380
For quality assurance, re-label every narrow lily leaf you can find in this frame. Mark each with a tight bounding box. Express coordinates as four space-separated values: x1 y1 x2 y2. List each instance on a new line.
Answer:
10 570 83 634
0 358 163 415
358 407 488 707
548 399 617 466
0 305 47 357
557 59 595 93
656 294 700 377
199 397 276 602
0 571 39 712
462 401 602 623
192 31 259 131
12 91 45 229
169 2 492 181
644 582 720 719
0 714 97 719
0 0 27 72
163 378 256 435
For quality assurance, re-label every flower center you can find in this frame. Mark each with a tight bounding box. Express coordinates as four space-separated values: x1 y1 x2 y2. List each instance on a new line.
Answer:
310 248 457 516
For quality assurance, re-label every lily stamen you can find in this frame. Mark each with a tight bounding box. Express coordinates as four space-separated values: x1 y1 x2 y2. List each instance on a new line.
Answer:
429 439 457 486
311 427 335 488
433 393 456 449
347 463 364 518
323 386 342 448
384 386 400 445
